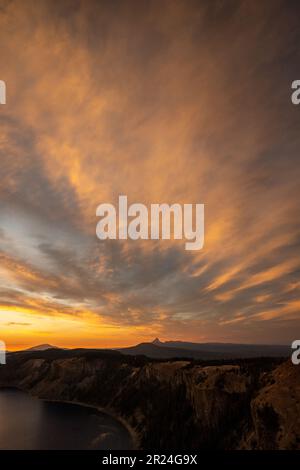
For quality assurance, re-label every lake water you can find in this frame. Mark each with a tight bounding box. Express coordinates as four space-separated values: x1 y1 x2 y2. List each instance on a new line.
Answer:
0 388 133 449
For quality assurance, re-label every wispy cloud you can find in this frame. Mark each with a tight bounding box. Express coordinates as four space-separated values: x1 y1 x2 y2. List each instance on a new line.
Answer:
0 0 299 348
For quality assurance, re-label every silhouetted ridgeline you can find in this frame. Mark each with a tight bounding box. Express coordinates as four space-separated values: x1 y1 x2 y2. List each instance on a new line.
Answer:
117 340 290 360
0 349 299 449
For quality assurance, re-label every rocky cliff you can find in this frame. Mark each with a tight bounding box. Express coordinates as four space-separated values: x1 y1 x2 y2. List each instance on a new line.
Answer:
0 349 298 449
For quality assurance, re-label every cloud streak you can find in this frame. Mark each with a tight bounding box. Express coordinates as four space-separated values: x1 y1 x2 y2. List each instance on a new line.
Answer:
0 0 300 348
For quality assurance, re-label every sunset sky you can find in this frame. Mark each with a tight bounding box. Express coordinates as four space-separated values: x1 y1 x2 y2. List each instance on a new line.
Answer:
0 0 300 350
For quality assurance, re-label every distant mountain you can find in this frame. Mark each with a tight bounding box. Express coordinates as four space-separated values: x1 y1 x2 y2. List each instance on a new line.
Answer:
118 342 233 360
152 337 163 346
117 339 290 360
16 340 290 359
24 344 59 352
157 339 290 357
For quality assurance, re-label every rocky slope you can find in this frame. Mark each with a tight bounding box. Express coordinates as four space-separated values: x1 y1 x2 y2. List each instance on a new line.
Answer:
239 360 300 449
0 349 298 449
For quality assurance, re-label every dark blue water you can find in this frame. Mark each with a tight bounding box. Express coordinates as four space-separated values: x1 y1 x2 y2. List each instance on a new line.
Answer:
0 388 133 449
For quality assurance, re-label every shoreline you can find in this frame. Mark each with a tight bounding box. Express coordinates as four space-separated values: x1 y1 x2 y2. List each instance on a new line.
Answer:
0 386 139 450
42 397 140 450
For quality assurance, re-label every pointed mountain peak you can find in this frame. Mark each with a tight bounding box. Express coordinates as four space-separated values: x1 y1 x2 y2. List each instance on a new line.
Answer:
25 344 59 351
152 338 163 345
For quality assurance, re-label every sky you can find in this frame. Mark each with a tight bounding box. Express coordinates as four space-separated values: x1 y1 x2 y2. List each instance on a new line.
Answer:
0 0 300 350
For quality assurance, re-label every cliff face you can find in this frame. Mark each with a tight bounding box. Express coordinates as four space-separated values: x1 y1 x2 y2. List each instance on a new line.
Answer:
240 361 300 450
0 349 298 450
